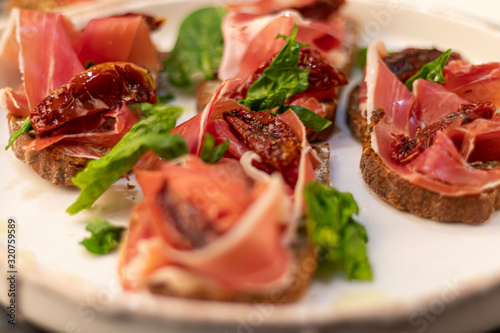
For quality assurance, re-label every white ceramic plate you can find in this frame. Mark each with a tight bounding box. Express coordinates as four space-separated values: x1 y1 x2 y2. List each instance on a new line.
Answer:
1 1 500 332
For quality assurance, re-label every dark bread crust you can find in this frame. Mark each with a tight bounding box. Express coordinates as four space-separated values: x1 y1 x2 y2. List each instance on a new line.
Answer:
7 113 89 186
361 148 500 224
346 85 369 142
148 144 331 302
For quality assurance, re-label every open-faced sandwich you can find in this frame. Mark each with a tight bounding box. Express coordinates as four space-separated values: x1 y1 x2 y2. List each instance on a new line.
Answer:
113 83 371 302
165 0 358 142
350 40 500 224
1 9 161 185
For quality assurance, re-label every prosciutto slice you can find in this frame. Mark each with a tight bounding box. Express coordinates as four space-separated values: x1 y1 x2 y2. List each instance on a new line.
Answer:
120 157 292 291
218 9 345 84
0 9 84 112
364 40 500 196
22 102 136 151
444 60 500 106
78 15 160 72
409 79 470 137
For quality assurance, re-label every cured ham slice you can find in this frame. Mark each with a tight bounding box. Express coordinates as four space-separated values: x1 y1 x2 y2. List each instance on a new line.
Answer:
444 60 500 107
365 40 415 163
446 119 500 163
0 88 29 117
22 102 136 151
172 82 231 155
0 9 84 112
364 40 500 196
78 15 160 72
409 79 469 136
120 157 292 291
218 10 345 84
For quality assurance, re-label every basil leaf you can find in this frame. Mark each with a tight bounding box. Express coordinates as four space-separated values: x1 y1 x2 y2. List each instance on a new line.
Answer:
405 49 451 91
201 133 229 164
67 105 188 215
5 118 32 150
164 7 227 88
281 105 332 132
80 218 124 255
240 25 309 111
304 182 372 281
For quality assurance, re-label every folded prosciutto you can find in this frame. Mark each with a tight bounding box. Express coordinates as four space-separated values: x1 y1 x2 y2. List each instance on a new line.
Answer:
0 9 161 160
220 0 350 82
119 156 304 300
361 40 500 223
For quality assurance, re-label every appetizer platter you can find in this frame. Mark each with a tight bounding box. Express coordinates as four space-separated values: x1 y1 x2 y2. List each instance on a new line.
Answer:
1 0 500 332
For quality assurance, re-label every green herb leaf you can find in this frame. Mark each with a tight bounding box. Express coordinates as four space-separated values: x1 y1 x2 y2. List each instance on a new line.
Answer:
85 61 97 70
80 218 124 254
6 118 32 150
280 105 332 132
67 105 188 215
130 95 176 118
201 133 229 164
304 182 372 281
355 47 368 68
241 91 288 113
164 7 227 88
240 25 309 111
405 49 452 91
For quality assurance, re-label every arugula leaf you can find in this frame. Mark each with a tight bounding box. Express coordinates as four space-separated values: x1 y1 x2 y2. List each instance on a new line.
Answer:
240 25 309 111
278 105 332 132
6 118 32 150
164 7 227 88
201 133 229 164
304 182 372 281
67 105 188 215
80 218 124 255
405 49 452 91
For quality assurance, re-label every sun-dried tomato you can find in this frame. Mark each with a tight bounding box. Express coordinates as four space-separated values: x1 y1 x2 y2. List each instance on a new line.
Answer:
224 110 301 172
384 48 462 83
30 62 157 136
226 47 347 103
157 181 219 250
391 102 495 164
293 0 346 21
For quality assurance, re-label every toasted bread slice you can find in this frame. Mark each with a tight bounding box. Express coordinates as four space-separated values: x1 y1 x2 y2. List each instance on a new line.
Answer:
146 143 331 302
360 147 500 224
195 17 358 143
7 113 100 186
348 84 500 224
